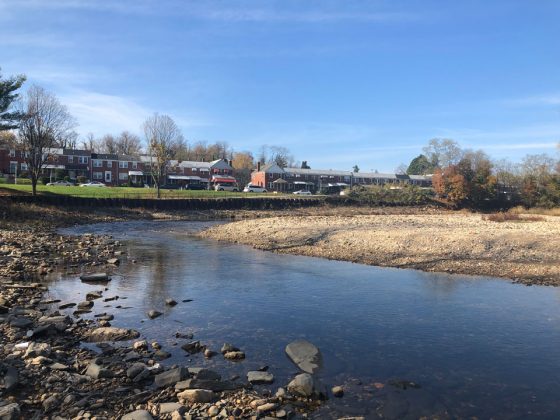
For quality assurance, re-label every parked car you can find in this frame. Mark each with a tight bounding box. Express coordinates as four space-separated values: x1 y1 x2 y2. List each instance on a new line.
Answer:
243 184 267 193
160 184 181 190
215 183 239 192
79 181 106 187
46 180 73 186
293 190 312 195
185 183 206 190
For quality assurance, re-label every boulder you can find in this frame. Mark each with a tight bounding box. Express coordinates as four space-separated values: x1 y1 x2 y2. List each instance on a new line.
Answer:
287 373 315 397
148 310 162 319
188 368 221 381
332 385 344 397
133 340 148 351
126 363 147 379
154 367 189 388
159 402 182 414
78 301 94 309
220 343 239 354
247 371 274 384
85 327 140 342
1 366 18 390
121 409 153 420
86 291 103 301
165 298 177 306
285 339 321 374
177 389 214 404
80 273 110 283
223 351 245 360
181 341 202 353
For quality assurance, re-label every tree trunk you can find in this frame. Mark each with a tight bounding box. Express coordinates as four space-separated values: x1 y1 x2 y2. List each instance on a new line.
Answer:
31 175 37 196
157 184 161 199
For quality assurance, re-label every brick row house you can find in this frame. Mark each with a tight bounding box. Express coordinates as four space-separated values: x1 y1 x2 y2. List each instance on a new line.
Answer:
251 163 432 192
0 146 236 188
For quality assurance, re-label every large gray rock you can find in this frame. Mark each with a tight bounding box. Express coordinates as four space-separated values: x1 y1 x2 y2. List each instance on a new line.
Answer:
159 402 182 414
154 367 189 388
85 327 140 342
287 373 315 397
177 389 214 403
1 366 18 390
121 409 153 420
0 403 20 420
285 339 321 374
126 363 147 379
247 371 274 384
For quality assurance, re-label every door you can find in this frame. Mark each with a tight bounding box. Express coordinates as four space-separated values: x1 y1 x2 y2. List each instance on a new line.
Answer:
105 171 112 183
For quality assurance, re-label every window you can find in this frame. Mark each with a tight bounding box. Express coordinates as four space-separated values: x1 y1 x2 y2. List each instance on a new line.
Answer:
132 162 138 169
9 162 17 173
93 159 102 168
9 149 15 158
119 161 128 169
93 172 103 180
106 161 112 168
78 156 88 164
192 168 198 172
21 163 28 171
68 155 74 163
119 173 128 181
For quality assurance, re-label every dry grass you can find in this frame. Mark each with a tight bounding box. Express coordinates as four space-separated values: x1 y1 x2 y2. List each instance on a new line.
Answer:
508 206 560 217
482 212 545 223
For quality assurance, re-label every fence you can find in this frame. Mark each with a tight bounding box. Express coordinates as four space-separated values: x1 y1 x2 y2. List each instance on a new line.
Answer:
3 194 323 211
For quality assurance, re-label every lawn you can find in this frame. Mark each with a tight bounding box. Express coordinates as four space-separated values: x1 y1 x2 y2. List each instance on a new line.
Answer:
0 184 288 199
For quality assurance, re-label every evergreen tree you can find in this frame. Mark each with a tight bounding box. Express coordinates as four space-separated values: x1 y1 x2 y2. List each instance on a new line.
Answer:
0 69 26 131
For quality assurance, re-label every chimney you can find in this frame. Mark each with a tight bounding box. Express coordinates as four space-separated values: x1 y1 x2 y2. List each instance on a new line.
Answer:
257 162 261 172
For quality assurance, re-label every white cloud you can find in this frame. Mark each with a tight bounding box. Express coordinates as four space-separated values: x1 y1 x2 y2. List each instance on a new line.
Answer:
60 90 152 136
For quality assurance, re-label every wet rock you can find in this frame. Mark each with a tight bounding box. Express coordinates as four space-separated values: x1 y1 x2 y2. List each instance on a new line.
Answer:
0 403 20 420
257 402 277 415
122 409 153 420
175 378 241 392
248 371 274 384
42 395 60 413
224 351 245 360
77 301 94 309
220 343 239 354
80 273 110 283
165 298 177 306
332 385 344 397
154 350 171 360
203 348 215 358
189 368 221 381
58 303 76 309
133 340 148 351
388 379 421 390
177 388 214 403
24 342 51 358
85 327 140 342
208 405 219 416
285 339 321 374
9 317 33 329
86 291 103 301
86 362 113 379
287 373 315 397
181 341 202 353
154 367 189 388
151 341 162 350
126 363 147 379
148 310 162 319
49 362 69 370
107 258 120 265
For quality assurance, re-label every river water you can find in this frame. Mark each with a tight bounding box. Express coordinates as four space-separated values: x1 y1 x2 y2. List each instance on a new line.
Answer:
49 220 560 419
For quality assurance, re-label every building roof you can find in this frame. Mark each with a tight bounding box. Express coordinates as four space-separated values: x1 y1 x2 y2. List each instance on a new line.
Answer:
284 167 352 177
92 153 118 160
178 160 212 169
63 149 90 156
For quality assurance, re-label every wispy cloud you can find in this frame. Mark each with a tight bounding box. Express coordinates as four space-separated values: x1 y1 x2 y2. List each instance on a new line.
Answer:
60 90 152 136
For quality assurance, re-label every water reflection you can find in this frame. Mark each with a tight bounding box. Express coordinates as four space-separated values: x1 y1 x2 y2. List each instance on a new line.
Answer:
52 221 560 419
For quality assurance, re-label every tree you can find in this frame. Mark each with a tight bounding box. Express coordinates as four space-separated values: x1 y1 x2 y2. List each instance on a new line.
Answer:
432 166 468 205
232 151 255 187
0 69 26 131
0 130 16 147
143 113 183 198
99 134 118 154
81 132 99 152
17 85 77 196
406 154 435 175
422 138 463 168
116 131 143 155
352 165 359 173
395 163 408 175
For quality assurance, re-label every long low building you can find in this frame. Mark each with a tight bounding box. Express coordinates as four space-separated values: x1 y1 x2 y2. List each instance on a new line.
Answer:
250 163 432 192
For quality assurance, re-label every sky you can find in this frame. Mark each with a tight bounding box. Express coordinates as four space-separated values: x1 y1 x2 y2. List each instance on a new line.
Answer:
1 0 559 172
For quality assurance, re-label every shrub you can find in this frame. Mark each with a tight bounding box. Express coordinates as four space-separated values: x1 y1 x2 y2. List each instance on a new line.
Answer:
77 176 87 184
344 184 434 206
0 177 7 184
40 177 50 185
64 176 70 182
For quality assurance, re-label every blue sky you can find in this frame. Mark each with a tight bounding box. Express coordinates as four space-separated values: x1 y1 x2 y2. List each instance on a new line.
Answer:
1 0 559 171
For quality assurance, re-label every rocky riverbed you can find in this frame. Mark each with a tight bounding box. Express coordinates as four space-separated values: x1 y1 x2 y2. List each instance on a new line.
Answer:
200 212 560 286
0 200 353 419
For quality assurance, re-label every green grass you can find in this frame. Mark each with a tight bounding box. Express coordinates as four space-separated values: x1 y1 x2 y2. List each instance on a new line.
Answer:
0 184 294 199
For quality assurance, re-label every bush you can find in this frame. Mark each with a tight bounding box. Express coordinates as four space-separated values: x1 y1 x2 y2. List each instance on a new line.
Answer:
15 178 32 185
77 176 87 184
19 171 29 178
0 177 7 184
64 176 70 182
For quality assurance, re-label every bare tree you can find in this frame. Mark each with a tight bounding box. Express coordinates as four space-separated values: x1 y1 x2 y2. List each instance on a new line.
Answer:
17 85 77 195
115 131 143 155
99 134 118 154
395 163 408 175
81 132 99 152
422 138 463 168
143 113 183 198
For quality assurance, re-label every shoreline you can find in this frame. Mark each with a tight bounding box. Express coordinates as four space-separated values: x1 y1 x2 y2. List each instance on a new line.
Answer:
200 211 560 286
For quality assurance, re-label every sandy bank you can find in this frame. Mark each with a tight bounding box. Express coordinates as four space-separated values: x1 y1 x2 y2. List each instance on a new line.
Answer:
201 212 560 286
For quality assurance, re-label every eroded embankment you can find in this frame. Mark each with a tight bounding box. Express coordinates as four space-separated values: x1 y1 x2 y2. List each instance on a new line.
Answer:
200 212 560 286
